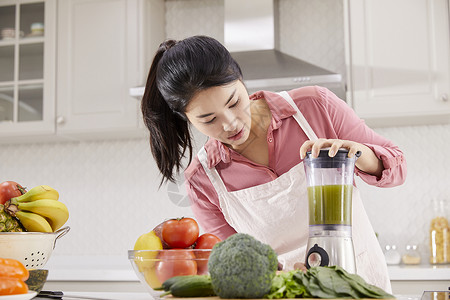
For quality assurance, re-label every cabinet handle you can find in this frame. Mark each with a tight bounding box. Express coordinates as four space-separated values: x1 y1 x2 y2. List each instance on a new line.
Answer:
56 116 65 125
440 93 449 102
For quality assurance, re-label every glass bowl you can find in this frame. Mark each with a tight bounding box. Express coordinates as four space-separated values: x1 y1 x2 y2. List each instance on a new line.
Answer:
128 249 211 298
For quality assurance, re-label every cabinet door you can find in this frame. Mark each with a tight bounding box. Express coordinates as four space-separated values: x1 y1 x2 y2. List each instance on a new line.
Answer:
346 0 450 124
0 0 56 139
56 0 143 138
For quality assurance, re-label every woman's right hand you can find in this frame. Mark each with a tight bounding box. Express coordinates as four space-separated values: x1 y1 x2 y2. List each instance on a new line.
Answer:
293 262 307 272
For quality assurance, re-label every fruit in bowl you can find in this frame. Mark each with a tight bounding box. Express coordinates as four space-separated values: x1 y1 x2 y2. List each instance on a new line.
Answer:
0 183 70 270
129 248 212 297
0 183 69 233
130 217 221 297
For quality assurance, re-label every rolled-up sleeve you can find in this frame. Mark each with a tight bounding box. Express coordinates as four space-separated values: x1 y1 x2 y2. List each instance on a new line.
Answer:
314 87 407 187
356 143 407 187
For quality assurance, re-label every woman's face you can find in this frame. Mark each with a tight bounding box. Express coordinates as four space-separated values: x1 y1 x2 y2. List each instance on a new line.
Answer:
185 80 251 150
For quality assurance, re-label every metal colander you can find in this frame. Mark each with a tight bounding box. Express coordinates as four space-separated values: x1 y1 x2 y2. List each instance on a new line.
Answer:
0 226 70 269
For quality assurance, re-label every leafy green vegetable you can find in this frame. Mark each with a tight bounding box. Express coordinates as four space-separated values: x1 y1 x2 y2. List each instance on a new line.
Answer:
265 266 394 299
334 266 393 298
266 270 310 299
317 267 360 298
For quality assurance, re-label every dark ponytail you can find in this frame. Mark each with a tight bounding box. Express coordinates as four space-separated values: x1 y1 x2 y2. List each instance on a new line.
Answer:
141 36 242 185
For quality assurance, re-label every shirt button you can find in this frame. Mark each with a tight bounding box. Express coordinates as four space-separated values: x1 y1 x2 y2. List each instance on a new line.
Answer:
268 137 273 143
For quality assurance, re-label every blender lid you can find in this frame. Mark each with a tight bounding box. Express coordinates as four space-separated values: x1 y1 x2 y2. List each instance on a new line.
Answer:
306 148 347 159
306 148 361 159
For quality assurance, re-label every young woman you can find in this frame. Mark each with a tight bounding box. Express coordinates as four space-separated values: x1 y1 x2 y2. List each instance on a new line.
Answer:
141 35 406 292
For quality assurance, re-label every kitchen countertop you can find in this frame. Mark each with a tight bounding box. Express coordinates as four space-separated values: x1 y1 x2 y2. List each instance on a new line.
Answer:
43 255 450 282
44 255 137 282
32 292 425 300
33 291 153 300
387 264 450 280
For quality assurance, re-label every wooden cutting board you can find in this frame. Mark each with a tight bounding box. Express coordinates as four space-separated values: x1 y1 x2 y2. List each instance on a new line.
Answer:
168 296 396 300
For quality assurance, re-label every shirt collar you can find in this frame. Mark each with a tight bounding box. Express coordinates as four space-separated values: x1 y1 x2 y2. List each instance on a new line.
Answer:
203 90 297 168
204 138 231 168
252 90 297 129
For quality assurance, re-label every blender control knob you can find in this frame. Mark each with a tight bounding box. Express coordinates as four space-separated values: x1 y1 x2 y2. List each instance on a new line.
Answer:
306 244 330 269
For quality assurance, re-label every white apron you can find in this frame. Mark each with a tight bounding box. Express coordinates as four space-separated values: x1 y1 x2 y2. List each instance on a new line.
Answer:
197 91 392 292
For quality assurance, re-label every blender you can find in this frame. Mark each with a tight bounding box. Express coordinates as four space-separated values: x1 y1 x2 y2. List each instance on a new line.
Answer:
303 148 361 273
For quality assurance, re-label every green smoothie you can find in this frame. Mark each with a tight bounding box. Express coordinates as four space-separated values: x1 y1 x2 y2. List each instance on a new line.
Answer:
307 184 353 225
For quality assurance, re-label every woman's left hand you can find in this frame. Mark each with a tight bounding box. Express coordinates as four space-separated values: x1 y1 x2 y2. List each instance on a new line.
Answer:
300 138 384 177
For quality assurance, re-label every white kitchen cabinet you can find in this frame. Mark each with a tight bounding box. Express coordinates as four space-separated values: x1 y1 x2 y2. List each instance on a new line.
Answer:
0 0 57 140
0 0 164 143
345 0 450 127
56 0 164 140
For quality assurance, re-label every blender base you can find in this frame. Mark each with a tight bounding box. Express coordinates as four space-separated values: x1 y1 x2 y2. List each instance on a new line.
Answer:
306 236 356 274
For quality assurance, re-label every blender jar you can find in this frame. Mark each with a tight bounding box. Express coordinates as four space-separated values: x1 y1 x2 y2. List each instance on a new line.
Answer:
429 199 449 264
304 148 360 227
303 148 360 272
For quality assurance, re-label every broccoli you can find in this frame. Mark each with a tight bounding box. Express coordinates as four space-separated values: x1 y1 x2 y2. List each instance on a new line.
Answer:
207 233 278 298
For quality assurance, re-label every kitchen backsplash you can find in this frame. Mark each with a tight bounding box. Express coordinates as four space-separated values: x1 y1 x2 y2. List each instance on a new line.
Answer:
1 124 449 264
1 0 448 267
0 138 195 256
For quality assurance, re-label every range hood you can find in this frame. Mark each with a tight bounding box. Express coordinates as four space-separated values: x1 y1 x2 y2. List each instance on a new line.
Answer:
224 0 344 97
230 49 343 95
129 0 344 99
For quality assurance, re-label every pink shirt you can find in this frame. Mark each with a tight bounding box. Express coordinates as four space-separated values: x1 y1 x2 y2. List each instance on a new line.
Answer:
184 86 407 240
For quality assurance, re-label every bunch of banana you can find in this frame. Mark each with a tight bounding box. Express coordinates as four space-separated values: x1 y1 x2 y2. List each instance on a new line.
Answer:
4 185 69 233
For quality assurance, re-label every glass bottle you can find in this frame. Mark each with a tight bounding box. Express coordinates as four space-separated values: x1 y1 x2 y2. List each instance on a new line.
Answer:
402 244 421 265
429 199 449 264
384 245 401 265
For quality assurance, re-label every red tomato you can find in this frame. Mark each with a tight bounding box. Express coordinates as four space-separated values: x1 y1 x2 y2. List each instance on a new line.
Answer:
0 182 26 205
155 249 197 283
194 233 221 249
162 218 199 248
152 221 171 249
194 233 221 275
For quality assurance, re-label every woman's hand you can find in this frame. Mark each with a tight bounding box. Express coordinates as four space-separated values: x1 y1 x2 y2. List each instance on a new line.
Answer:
300 138 384 178
300 138 363 160
293 262 307 272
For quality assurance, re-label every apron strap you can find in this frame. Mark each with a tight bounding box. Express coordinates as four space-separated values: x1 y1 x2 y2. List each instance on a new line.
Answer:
197 90 319 192
278 91 318 141
198 147 229 194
